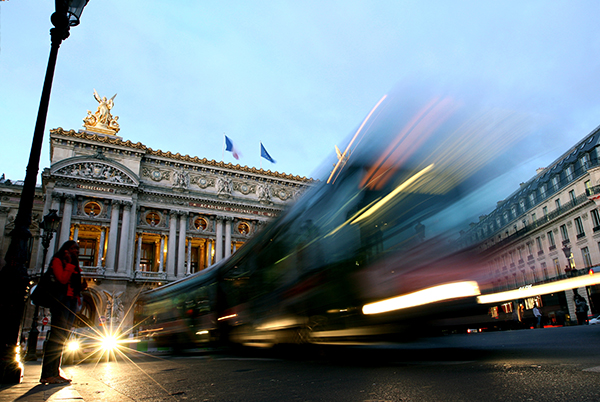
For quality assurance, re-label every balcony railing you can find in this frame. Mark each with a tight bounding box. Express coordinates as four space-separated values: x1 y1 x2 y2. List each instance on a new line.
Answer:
134 270 167 281
81 266 106 276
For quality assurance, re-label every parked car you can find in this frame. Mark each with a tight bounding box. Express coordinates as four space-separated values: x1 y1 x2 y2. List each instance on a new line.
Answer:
588 315 600 325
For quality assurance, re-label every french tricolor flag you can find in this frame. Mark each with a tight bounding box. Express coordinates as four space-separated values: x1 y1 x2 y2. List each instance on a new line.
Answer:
224 135 241 160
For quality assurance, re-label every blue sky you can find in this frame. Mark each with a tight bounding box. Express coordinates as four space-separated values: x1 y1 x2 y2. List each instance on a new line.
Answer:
1 1 600 190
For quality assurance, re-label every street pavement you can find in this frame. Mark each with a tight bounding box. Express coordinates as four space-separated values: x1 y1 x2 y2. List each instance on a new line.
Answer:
1 324 600 401
0 359 130 402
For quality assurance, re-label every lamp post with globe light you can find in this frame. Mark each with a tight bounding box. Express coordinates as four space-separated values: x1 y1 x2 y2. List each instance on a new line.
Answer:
0 0 89 384
24 210 61 361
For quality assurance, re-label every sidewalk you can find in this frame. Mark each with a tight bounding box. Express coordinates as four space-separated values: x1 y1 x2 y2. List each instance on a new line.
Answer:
1 357 152 402
0 360 85 402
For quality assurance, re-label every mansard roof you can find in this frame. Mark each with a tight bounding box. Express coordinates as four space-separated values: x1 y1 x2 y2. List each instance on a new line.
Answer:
500 123 600 205
50 128 313 183
462 123 600 242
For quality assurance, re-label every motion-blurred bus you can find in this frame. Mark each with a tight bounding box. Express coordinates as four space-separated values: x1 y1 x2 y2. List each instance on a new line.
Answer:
136 84 600 349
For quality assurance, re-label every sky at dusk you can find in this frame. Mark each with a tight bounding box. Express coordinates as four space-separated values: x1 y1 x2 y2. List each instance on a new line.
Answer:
1 1 600 206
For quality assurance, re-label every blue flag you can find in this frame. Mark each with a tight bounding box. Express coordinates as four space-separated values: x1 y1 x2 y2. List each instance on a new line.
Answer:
260 142 276 163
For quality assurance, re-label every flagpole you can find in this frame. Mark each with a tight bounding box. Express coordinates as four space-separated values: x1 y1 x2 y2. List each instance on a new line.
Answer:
260 141 263 170
222 133 225 161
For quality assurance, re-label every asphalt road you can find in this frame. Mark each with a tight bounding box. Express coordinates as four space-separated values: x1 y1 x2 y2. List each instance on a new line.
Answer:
61 325 600 402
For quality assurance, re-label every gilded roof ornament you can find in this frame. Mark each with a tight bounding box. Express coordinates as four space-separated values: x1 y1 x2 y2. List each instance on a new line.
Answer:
83 89 120 135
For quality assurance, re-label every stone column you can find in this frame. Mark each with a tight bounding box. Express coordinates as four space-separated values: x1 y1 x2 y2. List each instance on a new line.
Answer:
207 240 213 267
186 237 192 275
215 216 223 263
117 202 132 274
58 194 75 245
45 193 62 266
177 212 188 277
167 210 178 279
159 235 166 273
35 192 52 271
124 196 138 278
105 200 121 271
98 226 106 267
135 233 143 272
199 242 205 270
224 217 232 259
72 224 80 242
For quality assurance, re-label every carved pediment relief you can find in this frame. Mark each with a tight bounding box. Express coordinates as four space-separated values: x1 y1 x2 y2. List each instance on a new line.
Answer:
190 175 215 189
142 167 170 182
233 182 256 195
272 187 293 201
54 161 136 185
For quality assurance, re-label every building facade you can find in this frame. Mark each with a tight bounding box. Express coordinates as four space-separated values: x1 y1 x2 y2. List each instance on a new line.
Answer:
460 125 600 323
3 98 311 339
41 128 310 329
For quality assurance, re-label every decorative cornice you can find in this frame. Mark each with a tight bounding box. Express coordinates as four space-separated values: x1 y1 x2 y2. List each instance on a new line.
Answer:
51 127 314 183
51 128 147 151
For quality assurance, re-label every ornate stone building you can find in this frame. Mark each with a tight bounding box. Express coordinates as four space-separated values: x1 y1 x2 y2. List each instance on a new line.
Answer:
0 176 45 270
6 93 312 336
459 124 600 322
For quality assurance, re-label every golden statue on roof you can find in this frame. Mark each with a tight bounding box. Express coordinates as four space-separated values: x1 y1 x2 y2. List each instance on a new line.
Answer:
83 89 120 135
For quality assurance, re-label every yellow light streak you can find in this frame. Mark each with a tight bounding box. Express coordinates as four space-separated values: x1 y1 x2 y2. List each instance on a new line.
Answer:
362 281 481 315
217 313 237 321
324 198 380 238
351 164 434 225
327 95 387 184
477 273 600 305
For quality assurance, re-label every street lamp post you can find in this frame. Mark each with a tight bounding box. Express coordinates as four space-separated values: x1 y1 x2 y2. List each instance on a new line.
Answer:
0 0 89 384
563 245 573 277
24 210 61 361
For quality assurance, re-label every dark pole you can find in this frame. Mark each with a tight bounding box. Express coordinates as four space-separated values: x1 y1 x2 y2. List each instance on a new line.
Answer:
24 218 58 361
0 2 72 384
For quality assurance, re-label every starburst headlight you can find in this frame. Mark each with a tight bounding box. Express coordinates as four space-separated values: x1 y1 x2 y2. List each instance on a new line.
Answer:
67 340 80 351
101 335 118 351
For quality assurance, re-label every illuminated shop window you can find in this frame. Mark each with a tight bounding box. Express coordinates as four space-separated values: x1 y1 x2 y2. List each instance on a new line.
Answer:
195 217 208 231
146 212 161 226
237 222 250 235
84 201 101 217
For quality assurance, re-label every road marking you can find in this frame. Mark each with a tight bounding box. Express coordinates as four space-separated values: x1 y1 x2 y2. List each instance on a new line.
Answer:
583 366 600 372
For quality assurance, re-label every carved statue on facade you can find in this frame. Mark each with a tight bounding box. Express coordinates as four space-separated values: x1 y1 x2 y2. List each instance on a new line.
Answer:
57 162 131 184
83 89 120 134
102 290 124 324
257 183 272 203
173 170 190 189
217 176 233 197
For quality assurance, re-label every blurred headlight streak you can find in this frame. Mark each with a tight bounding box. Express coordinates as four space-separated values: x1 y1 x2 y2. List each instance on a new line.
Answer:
362 281 481 315
361 97 457 191
351 164 435 225
477 274 600 305
327 95 387 185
